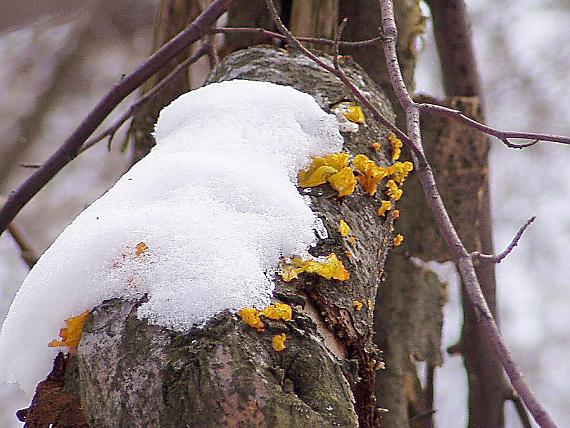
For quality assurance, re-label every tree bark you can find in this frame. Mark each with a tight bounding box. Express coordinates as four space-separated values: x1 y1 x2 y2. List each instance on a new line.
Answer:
22 46 398 427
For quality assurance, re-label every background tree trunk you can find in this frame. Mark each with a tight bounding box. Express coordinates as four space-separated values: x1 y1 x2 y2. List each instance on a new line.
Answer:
23 46 398 428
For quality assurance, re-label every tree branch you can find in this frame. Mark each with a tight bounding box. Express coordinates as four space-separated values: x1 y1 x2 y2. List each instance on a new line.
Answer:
472 216 536 264
80 44 210 154
0 196 38 269
214 27 383 48
263 0 420 159
418 103 570 148
377 1 556 427
0 0 236 238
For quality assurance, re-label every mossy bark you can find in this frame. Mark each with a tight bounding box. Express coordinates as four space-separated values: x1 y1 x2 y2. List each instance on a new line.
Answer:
23 47 398 427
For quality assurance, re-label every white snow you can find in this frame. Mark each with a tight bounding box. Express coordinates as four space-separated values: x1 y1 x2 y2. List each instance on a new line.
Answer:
0 80 344 394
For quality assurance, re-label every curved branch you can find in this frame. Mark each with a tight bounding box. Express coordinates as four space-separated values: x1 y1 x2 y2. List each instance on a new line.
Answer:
80 45 210 154
214 27 383 48
378 1 556 427
0 0 236 237
418 103 570 148
472 216 536 264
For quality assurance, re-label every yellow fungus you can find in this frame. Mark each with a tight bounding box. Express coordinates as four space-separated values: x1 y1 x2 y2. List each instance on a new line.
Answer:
372 142 381 151
280 253 350 282
353 154 389 196
339 220 351 237
344 105 366 124
393 209 400 220
353 300 364 311
238 308 265 331
378 200 392 217
136 241 149 256
393 234 404 247
388 134 403 161
387 161 414 185
333 101 366 124
344 250 354 259
48 310 90 354
298 154 356 197
348 236 357 245
328 167 357 197
272 334 287 352
298 153 350 188
261 303 293 322
386 180 403 201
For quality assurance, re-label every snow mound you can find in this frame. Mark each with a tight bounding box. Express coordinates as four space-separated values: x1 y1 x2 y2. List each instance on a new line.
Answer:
0 80 344 394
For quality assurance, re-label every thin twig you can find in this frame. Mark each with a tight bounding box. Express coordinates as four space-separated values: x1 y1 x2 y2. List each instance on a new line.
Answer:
418 103 570 148
472 216 536 264
333 18 348 70
0 197 38 269
377 1 556 427
8 222 39 269
263 0 421 159
214 27 382 48
80 45 210 153
206 39 219 68
510 394 534 428
0 0 236 237
18 163 42 169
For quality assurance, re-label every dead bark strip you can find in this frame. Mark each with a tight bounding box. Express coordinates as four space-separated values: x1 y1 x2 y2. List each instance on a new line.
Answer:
23 47 398 427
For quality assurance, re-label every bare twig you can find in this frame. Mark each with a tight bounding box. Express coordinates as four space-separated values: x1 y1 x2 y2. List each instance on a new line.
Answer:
214 27 382 48
472 216 536 264
377 1 556 427
510 394 534 428
18 163 42 169
0 197 38 269
8 222 38 269
0 0 236 237
263 0 420 159
333 18 348 70
205 39 219 68
418 103 570 148
80 45 210 153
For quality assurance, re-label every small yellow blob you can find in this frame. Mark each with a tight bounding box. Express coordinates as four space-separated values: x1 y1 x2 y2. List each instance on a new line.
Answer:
333 101 366 125
298 153 350 187
353 154 389 196
48 310 90 354
348 236 357 245
344 250 354 259
353 300 364 311
261 303 293 322
298 153 356 197
238 308 265 331
272 334 287 352
339 220 351 237
344 105 366 124
386 180 403 201
372 142 381 151
393 234 404 247
328 167 357 197
387 161 414 185
393 209 400 220
377 200 392 217
388 134 403 161
280 253 350 282
136 242 149 256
